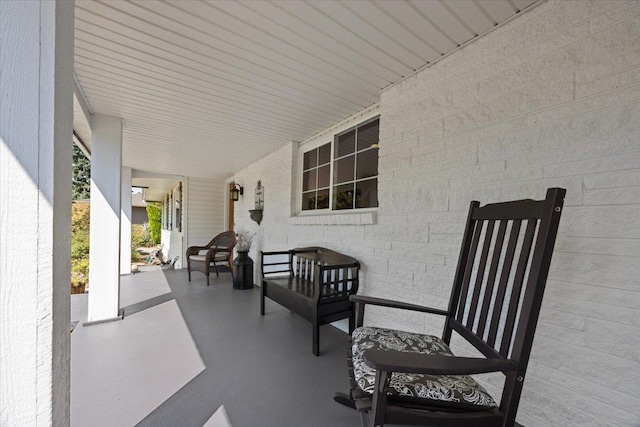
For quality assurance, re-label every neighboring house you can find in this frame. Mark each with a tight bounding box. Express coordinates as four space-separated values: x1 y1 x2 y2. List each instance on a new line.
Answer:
131 193 148 225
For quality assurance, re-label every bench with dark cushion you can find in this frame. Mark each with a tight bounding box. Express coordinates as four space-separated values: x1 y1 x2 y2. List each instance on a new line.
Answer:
260 247 360 356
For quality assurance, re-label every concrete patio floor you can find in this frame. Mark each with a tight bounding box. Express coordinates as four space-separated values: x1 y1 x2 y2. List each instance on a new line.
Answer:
70 269 359 427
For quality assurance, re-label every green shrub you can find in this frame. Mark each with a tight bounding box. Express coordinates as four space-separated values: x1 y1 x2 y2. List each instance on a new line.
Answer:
71 258 89 288
146 203 162 244
71 202 90 233
131 248 141 262
71 202 90 291
71 230 90 261
132 224 153 248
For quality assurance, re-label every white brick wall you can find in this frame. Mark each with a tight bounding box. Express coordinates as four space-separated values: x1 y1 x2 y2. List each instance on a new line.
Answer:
234 1 640 425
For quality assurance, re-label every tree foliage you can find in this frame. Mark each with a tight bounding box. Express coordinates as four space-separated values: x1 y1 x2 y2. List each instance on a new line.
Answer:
146 203 162 244
71 202 90 233
72 144 91 200
71 202 90 290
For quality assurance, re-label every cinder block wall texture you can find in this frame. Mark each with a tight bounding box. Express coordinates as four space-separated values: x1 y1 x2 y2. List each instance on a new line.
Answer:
234 1 640 425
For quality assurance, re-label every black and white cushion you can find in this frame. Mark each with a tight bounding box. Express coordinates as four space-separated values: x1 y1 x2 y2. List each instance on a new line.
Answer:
352 326 497 411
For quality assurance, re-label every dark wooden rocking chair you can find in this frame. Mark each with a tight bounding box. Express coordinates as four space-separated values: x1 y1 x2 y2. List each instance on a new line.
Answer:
186 231 237 286
335 187 565 427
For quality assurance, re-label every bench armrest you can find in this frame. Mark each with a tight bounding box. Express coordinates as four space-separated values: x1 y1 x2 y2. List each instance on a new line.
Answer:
350 295 448 316
261 250 293 277
363 349 518 375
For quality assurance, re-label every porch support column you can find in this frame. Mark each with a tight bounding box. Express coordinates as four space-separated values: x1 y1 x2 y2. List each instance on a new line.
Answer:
120 166 132 275
0 0 74 424
87 115 123 323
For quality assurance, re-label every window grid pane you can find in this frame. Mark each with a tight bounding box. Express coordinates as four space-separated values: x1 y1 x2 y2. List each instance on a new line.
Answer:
334 183 354 210
355 178 378 209
318 143 331 165
356 119 379 151
334 155 355 185
336 129 355 158
302 191 316 211
356 148 378 180
317 164 330 188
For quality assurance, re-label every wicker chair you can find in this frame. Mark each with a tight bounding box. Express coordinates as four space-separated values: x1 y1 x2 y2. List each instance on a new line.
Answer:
186 231 237 286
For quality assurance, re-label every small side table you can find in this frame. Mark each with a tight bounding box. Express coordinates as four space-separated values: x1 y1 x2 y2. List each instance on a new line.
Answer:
233 251 254 289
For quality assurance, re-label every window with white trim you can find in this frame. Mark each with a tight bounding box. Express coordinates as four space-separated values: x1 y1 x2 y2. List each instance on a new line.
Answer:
301 117 379 212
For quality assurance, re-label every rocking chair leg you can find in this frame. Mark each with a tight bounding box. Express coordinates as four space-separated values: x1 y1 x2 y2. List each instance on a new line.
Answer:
333 392 357 410
188 270 191 281
371 370 390 427
359 411 369 427
349 311 356 334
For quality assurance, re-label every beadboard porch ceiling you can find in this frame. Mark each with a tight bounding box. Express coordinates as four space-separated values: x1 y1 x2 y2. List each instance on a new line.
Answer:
74 0 540 180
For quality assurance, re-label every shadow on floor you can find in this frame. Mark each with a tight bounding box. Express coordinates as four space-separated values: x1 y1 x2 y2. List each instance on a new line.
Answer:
133 269 359 427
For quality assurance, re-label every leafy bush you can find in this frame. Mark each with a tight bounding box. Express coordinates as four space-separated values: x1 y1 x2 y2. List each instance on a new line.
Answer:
71 202 90 291
146 203 162 244
71 258 89 287
71 230 90 260
132 224 153 247
131 224 153 262
71 202 90 233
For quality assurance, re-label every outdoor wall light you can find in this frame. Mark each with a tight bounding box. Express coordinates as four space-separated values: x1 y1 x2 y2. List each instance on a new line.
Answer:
230 183 243 202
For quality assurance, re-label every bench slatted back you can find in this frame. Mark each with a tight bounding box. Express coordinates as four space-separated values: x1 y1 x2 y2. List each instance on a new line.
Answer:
292 247 360 300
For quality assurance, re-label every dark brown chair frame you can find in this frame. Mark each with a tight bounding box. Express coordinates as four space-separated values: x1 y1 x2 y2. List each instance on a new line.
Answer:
335 187 566 427
186 231 236 286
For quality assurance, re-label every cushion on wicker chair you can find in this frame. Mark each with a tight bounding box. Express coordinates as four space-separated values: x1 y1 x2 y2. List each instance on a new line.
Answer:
352 327 497 411
188 252 230 263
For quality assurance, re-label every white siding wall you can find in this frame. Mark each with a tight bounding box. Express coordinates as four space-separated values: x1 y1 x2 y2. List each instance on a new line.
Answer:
234 1 640 425
185 177 226 252
160 229 183 269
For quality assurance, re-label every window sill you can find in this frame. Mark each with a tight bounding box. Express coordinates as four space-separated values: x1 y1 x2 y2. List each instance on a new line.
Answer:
288 211 376 226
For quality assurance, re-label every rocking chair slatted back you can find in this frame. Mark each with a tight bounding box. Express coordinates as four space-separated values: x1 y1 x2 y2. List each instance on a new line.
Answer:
336 188 565 427
445 188 565 365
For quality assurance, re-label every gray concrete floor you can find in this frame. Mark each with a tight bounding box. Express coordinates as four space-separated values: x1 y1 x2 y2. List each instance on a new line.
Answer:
71 269 360 427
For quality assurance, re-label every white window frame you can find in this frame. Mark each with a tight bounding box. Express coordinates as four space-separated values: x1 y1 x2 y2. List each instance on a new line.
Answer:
297 112 380 215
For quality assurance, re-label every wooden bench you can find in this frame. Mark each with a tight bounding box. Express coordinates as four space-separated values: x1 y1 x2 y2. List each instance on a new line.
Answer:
260 247 360 356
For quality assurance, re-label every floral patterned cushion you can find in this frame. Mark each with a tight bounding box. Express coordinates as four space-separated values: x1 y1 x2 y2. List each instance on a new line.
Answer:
352 326 497 411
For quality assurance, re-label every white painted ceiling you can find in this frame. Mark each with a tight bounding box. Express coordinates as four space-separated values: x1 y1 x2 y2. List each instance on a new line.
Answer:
74 0 540 181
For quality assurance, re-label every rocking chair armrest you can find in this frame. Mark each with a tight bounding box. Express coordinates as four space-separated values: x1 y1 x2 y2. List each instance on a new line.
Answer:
350 295 449 316
363 349 518 375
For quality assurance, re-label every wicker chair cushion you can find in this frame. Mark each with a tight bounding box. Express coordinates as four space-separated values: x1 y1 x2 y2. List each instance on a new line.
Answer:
189 253 229 263
352 326 497 411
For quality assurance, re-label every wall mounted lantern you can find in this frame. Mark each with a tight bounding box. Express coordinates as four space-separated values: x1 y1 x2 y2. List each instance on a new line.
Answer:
230 183 244 202
249 180 264 225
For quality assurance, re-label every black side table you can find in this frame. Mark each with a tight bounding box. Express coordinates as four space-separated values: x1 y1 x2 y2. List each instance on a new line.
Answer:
233 251 254 289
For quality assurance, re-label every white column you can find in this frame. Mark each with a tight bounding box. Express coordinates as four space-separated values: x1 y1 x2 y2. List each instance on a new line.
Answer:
0 1 74 425
87 115 123 323
120 166 132 275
